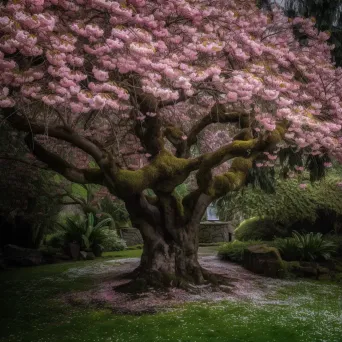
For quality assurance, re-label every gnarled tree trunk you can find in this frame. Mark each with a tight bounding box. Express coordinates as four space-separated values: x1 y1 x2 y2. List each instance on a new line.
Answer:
136 220 204 287
119 193 215 291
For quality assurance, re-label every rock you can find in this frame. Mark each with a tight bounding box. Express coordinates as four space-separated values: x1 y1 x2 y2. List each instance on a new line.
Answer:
92 244 103 257
219 285 232 293
40 247 61 264
3 244 43 266
55 252 71 261
86 252 95 260
287 262 329 279
80 251 87 260
292 265 317 278
318 266 329 274
243 244 286 278
66 243 80 260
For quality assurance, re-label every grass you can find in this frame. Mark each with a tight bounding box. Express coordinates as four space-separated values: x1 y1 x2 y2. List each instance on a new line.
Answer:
0 249 342 342
102 249 142 259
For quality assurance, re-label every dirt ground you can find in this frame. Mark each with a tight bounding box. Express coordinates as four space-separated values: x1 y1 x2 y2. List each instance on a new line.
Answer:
62 250 297 314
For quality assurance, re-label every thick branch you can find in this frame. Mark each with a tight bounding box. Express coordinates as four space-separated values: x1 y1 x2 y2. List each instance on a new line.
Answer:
196 123 286 190
24 134 104 185
182 124 286 213
187 104 249 147
134 115 164 156
209 157 254 198
195 139 257 190
167 104 249 158
114 150 201 195
2 107 106 165
0 156 48 170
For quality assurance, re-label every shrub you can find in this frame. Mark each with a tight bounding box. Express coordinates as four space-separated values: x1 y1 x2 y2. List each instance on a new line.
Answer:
325 235 342 258
45 231 65 249
39 245 60 256
101 230 127 251
273 237 301 261
274 232 337 261
218 240 263 263
234 217 289 241
57 213 112 250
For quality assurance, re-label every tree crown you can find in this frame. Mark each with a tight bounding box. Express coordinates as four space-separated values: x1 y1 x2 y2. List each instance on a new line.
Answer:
1 0 342 199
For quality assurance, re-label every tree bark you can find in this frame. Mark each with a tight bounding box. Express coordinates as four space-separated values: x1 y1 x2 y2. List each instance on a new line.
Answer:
135 220 204 287
117 193 216 292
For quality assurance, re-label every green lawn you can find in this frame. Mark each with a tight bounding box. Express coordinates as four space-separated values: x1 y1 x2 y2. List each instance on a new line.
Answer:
0 250 341 342
102 249 142 259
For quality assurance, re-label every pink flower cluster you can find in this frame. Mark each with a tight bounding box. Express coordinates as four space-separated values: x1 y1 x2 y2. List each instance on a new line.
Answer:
1 0 342 163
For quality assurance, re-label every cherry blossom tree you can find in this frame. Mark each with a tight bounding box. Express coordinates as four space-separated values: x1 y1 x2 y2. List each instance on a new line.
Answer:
1 0 342 287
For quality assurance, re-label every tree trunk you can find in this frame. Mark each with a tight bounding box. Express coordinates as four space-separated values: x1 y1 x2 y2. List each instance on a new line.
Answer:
135 220 205 288
118 193 217 292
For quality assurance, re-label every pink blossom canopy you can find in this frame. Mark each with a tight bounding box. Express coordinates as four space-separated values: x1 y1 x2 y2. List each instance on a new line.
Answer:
1 0 342 166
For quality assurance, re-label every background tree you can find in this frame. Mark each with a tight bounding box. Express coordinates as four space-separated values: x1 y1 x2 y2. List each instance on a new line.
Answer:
272 0 342 65
0 123 63 248
1 0 342 287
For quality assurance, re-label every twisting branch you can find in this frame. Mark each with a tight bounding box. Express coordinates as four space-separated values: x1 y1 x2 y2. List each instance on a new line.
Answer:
0 155 48 170
182 123 287 213
134 115 164 156
209 156 254 198
187 104 249 145
24 133 104 185
166 104 250 158
2 107 106 165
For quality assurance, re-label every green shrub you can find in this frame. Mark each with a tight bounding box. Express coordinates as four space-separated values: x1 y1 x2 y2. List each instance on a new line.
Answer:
45 231 65 249
101 230 127 251
218 240 263 263
274 232 337 261
39 245 60 256
57 213 112 250
234 217 289 241
273 237 301 261
325 235 342 257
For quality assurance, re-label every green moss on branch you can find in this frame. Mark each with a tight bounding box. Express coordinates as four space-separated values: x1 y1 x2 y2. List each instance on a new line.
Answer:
115 150 195 195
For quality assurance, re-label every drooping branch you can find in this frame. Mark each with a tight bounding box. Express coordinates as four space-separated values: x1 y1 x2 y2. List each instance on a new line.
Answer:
24 134 104 185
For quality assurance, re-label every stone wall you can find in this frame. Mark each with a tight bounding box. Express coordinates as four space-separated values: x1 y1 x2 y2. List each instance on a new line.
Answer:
120 221 234 246
199 221 234 243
